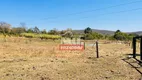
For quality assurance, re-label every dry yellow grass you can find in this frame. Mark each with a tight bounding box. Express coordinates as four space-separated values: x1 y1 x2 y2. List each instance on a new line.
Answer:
0 37 141 80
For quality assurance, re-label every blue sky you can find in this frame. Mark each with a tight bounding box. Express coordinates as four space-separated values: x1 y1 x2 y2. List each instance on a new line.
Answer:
0 0 142 32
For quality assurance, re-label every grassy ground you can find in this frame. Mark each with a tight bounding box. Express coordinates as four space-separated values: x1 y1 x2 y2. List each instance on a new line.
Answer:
0 37 141 80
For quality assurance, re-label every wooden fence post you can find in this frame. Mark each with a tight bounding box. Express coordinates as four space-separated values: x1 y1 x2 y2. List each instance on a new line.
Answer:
84 41 85 50
140 38 142 60
96 41 99 58
133 37 136 58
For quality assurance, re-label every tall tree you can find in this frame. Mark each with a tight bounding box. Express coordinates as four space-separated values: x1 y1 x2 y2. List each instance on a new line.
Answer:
115 30 121 33
33 26 40 33
0 22 11 35
84 27 92 34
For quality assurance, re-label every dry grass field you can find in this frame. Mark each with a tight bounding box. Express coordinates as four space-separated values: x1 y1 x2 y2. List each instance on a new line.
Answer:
0 37 142 80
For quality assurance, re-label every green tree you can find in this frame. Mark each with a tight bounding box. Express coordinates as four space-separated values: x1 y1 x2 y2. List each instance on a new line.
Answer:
84 32 103 40
114 30 129 40
92 32 103 39
104 34 110 39
84 27 92 34
85 33 94 40
27 28 34 33
127 33 137 40
48 28 59 35
115 30 121 33
41 29 47 34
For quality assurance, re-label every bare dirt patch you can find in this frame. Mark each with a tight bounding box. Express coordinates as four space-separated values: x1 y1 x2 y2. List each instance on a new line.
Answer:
0 38 141 80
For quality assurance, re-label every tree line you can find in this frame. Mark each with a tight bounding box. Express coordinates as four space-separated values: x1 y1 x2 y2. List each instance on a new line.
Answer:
0 22 138 41
0 22 60 36
83 27 138 41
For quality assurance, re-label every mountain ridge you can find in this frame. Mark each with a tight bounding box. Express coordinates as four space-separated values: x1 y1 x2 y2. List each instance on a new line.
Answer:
73 29 142 35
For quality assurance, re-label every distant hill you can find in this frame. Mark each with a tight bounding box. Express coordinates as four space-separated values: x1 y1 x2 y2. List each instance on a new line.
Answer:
73 29 142 35
130 31 142 35
73 29 115 35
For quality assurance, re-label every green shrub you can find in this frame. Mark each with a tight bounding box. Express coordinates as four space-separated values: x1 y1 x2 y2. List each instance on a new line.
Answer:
20 33 61 40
